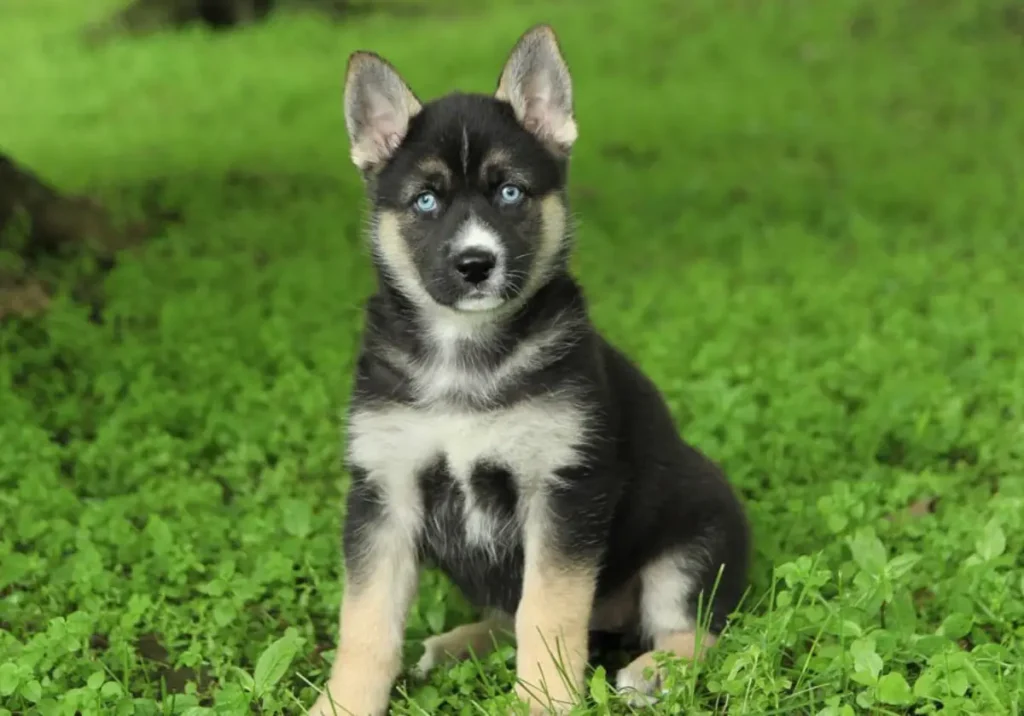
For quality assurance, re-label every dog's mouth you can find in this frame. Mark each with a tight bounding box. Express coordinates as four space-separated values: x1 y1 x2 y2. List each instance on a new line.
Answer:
454 289 506 313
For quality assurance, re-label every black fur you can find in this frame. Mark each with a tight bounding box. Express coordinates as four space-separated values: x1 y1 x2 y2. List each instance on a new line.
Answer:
419 457 525 611
341 466 386 584
350 317 751 635
343 77 748 652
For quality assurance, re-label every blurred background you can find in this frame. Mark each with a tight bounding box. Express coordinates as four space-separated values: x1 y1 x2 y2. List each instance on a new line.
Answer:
1 1 1022 714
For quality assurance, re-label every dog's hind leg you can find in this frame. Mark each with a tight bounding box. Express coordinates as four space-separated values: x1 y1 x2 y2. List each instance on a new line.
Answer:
413 610 514 677
612 551 719 704
615 630 717 704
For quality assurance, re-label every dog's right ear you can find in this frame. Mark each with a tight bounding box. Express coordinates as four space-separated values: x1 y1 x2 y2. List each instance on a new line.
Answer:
343 52 422 172
495 25 577 155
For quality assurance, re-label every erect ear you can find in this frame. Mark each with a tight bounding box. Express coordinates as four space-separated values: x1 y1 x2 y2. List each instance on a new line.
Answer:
495 25 577 154
343 51 422 172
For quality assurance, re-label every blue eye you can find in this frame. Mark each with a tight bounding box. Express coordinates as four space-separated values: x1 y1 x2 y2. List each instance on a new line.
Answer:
498 183 524 205
414 191 439 213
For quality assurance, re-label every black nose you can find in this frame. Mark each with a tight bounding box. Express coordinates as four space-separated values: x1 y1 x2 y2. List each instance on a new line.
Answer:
453 248 496 285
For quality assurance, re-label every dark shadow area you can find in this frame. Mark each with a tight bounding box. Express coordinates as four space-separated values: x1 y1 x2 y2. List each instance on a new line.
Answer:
83 0 435 44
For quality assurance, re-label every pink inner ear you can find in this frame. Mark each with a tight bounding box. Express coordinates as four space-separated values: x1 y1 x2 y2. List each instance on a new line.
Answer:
522 96 577 148
523 97 550 136
371 111 404 153
371 109 400 133
352 110 407 168
382 132 401 154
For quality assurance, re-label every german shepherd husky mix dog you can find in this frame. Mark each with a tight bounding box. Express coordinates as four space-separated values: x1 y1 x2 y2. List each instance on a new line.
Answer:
309 24 750 716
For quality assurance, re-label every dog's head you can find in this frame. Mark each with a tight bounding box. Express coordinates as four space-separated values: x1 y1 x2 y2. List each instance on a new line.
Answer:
342 25 577 318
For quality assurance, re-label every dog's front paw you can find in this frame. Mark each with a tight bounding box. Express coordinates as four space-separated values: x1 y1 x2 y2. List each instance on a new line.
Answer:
308 689 340 716
308 687 350 716
308 680 386 716
511 682 574 715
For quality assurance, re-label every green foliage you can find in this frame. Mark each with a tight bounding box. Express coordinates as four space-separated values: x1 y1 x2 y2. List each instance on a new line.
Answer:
1 0 1023 714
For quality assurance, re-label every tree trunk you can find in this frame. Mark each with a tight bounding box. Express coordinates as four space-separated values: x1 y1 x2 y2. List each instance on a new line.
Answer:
0 153 146 257
0 152 146 320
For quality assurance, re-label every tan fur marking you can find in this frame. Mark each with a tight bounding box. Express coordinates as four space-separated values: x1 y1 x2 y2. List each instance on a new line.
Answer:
615 630 718 698
415 156 452 180
514 554 595 714
522 195 567 299
373 210 436 311
656 628 717 657
480 148 511 171
310 588 398 714
414 612 514 675
309 534 419 716
479 149 529 186
398 158 452 205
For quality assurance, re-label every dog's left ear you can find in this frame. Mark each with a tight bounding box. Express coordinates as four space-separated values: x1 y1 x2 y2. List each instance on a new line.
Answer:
343 51 422 172
495 25 577 154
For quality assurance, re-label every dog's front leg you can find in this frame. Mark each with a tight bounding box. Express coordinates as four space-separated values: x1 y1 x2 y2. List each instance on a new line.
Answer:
513 493 600 714
310 471 420 716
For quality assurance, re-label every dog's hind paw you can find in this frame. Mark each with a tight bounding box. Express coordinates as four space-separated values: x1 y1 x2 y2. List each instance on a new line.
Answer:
613 658 667 708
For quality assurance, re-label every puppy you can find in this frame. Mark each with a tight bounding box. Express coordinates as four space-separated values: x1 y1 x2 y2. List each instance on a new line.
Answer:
308 24 750 716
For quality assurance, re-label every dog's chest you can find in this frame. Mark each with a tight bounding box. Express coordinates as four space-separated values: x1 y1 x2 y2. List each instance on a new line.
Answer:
348 397 587 492
347 397 588 606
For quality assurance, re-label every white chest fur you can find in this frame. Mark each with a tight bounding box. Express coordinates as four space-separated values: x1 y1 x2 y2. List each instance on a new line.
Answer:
347 396 590 549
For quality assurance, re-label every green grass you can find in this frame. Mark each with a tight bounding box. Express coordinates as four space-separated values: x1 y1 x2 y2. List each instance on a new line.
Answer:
2 0 1023 713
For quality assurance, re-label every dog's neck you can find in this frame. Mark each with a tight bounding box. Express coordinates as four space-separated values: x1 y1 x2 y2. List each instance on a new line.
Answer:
366 271 588 408
360 267 588 409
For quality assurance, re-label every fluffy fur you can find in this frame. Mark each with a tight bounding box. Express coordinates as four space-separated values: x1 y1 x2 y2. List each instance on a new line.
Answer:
309 25 751 716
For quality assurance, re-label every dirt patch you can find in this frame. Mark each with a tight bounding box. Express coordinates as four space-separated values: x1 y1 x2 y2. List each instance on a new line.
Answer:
136 632 215 696
884 496 939 524
0 281 50 321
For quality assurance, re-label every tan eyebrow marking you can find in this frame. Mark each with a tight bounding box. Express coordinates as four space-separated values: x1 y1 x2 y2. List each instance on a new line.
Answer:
400 157 452 203
479 149 529 186
416 156 451 177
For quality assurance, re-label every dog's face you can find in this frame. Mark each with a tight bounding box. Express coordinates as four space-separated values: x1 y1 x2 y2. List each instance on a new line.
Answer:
342 26 578 316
